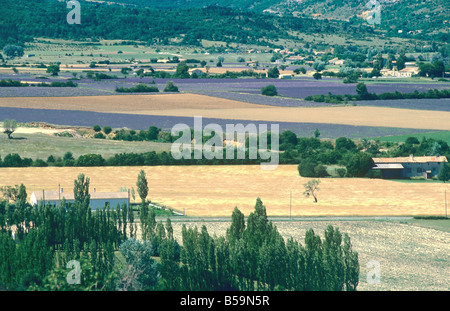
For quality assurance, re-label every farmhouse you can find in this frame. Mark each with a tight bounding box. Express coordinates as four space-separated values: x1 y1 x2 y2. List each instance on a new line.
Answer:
372 155 448 179
30 189 130 210
328 57 345 66
188 68 204 76
380 67 419 78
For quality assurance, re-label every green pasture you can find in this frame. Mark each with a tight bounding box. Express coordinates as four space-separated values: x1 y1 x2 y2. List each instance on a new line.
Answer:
0 132 172 161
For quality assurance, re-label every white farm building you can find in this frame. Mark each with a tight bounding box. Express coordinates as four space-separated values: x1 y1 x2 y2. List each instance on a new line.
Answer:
30 189 130 210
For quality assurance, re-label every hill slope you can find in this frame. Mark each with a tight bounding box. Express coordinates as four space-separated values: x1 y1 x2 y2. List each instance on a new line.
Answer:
0 0 373 48
104 0 450 40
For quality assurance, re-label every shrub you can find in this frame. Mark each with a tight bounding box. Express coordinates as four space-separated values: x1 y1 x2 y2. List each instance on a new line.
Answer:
313 72 322 80
94 132 105 139
163 81 179 92
261 84 277 96
116 84 159 93
93 125 101 132
294 67 307 74
102 126 112 135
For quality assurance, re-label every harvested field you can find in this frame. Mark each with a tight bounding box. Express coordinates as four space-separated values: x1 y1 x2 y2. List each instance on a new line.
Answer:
1 95 450 131
0 94 267 112
0 165 448 217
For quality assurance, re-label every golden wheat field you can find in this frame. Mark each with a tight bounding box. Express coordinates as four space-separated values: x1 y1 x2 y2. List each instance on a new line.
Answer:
2 95 450 130
0 94 267 113
0 165 449 217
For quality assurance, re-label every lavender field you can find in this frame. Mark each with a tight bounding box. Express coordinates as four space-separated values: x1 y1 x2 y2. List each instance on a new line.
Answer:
0 106 435 139
1 73 449 111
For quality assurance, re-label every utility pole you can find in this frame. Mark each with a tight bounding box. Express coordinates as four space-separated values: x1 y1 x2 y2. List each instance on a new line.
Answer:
445 190 447 218
290 190 292 219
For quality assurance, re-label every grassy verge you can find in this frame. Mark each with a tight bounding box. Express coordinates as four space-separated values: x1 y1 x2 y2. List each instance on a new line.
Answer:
390 179 447 184
399 217 450 233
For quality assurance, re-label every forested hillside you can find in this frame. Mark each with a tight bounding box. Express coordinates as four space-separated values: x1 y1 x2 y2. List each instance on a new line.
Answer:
0 0 371 48
105 0 450 41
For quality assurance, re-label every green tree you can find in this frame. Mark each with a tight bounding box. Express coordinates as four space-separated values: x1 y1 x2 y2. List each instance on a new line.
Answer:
17 184 27 204
298 158 318 178
356 82 369 99
147 126 160 141
396 52 406 70
136 169 149 205
175 62 190 78
294 67 307 74
343 233 359 291
226 206 245 244
438 162 450 183
303 179 320 203
102 126 112 135
73 173 90 205
116 238 159 291
2 119 17 139
335 137 357 152
314 129 320 138
312 61 326 72
267 66 280 78
0 233 16 289
3 45 24 58
345 152 375 177
46 64 60 76
313 72 322 80
159 238 181 290
136 169 149 239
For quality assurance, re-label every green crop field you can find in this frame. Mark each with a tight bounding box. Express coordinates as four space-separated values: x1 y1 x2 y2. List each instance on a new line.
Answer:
0 131 172 160
376 131 450 144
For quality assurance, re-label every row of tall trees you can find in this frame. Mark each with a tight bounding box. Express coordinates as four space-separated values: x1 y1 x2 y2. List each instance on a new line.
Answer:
156 199 360 291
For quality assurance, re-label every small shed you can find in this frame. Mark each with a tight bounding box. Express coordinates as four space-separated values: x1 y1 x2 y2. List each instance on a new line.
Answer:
279 74 292 79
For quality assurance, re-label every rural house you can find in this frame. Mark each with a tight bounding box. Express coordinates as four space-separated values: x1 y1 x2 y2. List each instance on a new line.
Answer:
30 189 130 210
188 68 204 76
372 155 448 179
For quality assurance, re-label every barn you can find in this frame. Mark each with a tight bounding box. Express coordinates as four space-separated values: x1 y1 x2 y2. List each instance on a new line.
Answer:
30 189 130 210
372 155 448 179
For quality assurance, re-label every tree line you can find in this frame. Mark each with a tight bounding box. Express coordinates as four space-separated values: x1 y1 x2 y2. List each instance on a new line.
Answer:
157 199 359 291
305 83 450 104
